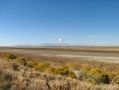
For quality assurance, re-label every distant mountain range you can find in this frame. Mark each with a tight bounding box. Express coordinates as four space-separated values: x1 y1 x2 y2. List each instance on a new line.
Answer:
14 43 72 48
12 43 119 48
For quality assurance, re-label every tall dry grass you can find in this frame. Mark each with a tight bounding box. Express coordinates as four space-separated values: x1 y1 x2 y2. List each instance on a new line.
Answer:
0 58 119 90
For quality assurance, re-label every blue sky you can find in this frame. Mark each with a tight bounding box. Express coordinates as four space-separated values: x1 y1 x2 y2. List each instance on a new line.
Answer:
0 0 119 46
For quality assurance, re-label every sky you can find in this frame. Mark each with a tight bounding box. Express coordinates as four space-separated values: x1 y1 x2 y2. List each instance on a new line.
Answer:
0 0 119 46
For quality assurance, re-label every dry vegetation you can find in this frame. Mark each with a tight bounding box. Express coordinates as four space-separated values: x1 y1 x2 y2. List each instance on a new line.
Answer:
0 52 119 90
10 46 119 53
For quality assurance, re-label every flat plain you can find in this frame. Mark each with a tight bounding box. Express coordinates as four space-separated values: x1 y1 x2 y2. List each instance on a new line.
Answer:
1 46 119 90
0 46 119 63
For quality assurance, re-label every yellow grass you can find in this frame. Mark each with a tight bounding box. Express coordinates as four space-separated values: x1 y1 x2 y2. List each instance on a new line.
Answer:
0 52 119 90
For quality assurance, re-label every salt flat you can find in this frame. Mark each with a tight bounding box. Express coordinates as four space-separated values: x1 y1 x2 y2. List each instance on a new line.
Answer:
0 47 119 63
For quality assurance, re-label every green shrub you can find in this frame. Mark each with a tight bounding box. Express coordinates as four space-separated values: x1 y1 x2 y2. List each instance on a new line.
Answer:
30 61 39 68
35 63 50 71
6 54 17 60
81 65 91 71
46 65 76 78
55 66 69 76
89 68 110 84
68 71 76 78
17 57 27 66
27 62 34 68
45 66 56 74
89 68 102 75
66 63 79 70
99 73 110 84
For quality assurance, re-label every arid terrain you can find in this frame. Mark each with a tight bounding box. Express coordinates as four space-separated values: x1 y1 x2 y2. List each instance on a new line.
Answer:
0 47 119 90
1 46 119 63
